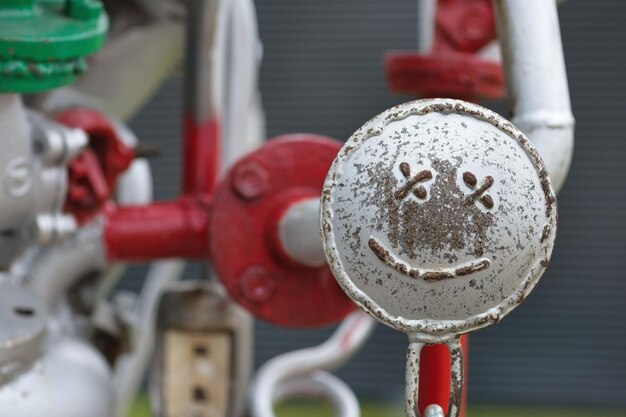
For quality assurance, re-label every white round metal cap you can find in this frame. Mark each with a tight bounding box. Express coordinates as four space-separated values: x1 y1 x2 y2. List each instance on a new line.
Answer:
321 99 557 338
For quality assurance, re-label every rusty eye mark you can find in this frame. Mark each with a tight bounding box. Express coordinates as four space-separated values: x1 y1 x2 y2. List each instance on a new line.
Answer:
463 172 494 209
368 237 490 282
394 162 433 201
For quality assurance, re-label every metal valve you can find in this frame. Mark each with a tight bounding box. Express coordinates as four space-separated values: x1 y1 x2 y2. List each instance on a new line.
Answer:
321 99 558 416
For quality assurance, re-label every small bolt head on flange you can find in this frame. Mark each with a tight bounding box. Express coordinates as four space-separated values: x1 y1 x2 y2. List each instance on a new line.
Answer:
0 0 108 93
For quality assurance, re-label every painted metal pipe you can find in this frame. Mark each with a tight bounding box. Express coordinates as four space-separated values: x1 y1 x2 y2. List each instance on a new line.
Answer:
249 312 375 417
104 198 210 261
183 0 224 195
278 198 327 268
493 0 574 192
418 0 437 53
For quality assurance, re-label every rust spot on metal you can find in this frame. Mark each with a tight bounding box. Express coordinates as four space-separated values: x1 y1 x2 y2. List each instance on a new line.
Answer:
462 171 477 187
368 237 490 281
464 175 494 207
394 166 433 200
375 160 494 259
480 195 494 210
422 271 454 282
414 185 427 199
539 169 556 218
400 161 411 177
455 259 490 276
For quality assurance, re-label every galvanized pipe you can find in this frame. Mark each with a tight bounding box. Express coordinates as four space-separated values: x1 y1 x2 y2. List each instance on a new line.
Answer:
493 0 574 192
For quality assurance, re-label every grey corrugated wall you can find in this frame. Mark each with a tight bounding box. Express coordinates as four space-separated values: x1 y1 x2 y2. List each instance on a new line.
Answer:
126 0 626 409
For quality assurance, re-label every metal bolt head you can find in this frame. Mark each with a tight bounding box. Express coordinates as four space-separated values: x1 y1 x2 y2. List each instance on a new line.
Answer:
233 161 269 199
424 405 445 417
238 266 275 303
321 99 557 338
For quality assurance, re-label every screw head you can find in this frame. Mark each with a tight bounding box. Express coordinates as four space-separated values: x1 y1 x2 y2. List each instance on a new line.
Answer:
238 266 275 302
233 161 269 200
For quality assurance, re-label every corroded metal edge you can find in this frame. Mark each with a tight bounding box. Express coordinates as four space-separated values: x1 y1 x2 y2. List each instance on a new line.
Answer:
320 98 558 339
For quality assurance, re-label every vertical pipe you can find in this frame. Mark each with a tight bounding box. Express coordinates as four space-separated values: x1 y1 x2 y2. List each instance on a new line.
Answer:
182 0 225 195
493 0 574 192
418 336 468 416
417 0 437 53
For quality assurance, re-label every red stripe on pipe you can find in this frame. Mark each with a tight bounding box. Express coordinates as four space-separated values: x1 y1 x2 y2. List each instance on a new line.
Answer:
182 113 221 195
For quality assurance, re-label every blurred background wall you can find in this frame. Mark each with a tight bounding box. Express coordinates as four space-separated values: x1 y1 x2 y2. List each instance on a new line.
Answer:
123 0 626 409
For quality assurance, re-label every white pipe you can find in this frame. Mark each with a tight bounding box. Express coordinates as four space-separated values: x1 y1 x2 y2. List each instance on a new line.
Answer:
418 0 437 53
272 371 360 417
113 260 185 417
221 0 264 170
493 0 574 192
249 312 375 417
30 220 107 312
278 198 326 268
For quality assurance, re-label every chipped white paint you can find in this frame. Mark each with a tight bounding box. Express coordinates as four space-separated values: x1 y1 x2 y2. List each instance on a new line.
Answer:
321 99 558 416
494 0 574 192
321 98 557 338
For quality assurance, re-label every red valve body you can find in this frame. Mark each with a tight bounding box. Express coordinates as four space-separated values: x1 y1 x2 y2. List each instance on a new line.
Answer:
385 0 504 101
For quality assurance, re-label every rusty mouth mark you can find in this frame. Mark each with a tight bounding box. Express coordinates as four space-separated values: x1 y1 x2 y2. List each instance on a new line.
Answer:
368 237 490 282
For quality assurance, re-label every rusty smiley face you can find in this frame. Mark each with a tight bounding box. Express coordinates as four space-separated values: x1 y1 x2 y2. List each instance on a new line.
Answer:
321 99 557 336
368 160 495 283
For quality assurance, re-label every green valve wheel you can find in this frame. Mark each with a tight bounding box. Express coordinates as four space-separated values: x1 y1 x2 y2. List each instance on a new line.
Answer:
0 0 108 93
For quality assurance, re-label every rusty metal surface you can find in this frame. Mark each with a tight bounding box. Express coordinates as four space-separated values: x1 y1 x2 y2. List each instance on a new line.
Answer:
321 98 557 339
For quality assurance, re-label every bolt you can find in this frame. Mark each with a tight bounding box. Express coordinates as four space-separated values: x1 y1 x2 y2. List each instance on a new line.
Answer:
424 405 445 417
461 6 490 41
233 161 269 200
33 213 77 244
238 266 275 303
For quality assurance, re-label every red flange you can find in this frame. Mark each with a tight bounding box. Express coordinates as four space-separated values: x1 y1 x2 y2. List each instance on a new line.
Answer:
210 135 356 328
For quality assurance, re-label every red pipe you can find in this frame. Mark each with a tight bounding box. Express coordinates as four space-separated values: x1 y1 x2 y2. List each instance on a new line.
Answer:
418 335 469 416
104 197 211 262
182 114 221 196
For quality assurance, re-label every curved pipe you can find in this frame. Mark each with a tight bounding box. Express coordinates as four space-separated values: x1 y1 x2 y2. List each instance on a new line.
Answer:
493 0 574 192
113 260 185 417
272 371 360 417
30 220 107 312
249 312 375 417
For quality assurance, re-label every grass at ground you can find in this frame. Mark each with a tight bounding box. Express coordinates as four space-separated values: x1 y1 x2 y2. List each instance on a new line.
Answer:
128 395 625 417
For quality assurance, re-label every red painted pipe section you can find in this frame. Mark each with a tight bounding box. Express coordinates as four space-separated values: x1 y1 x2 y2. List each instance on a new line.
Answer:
104 197 211 262
182 114 220 196
418 335 469 416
